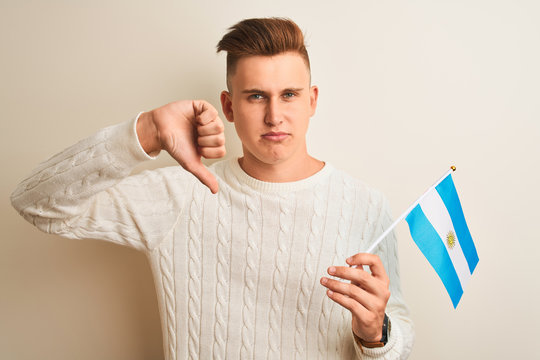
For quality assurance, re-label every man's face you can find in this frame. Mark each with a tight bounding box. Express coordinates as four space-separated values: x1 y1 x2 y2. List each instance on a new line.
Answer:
220 52 318 168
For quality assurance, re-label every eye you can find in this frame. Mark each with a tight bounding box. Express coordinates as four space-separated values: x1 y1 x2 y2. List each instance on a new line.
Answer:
249 93 264 100
283 92 297 99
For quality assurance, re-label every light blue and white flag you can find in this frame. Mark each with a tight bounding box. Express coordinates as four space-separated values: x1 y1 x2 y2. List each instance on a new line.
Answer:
405 172 479 308
365 167 479 308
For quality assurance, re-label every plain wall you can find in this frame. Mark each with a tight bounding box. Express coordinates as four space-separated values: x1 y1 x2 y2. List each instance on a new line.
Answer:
1 1 539 359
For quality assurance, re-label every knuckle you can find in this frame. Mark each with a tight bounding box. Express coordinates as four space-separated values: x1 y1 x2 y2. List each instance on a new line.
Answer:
329 279 342 292
350 286 362 300
194 99 205 111
382 289 391 302
357 269 368 282
334 292 346 303
335 280 347 293
216 147 226 157
215 121 225 133
202 109 218 120
206 104 218 116
345 283 357 298
351 302 363 316
200 147 211 157
201 147 226 159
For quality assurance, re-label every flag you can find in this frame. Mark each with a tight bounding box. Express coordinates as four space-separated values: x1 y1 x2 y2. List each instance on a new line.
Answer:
405 172 479 308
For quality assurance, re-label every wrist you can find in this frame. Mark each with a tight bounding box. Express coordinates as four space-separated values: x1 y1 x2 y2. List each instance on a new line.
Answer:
353 313 391 349
136 111 161 156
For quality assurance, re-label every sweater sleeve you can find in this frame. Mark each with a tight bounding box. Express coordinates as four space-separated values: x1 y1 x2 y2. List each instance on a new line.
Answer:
10 113 193 252
353 193 415 359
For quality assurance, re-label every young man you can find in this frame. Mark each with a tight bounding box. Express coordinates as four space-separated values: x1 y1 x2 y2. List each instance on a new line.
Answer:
11 18 413 359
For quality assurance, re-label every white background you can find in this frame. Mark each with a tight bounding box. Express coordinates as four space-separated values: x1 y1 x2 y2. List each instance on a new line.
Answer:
1 1 539 358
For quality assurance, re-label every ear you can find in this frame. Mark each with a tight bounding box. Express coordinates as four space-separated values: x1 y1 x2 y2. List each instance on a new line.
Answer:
309 85 319 117
220 90 234 123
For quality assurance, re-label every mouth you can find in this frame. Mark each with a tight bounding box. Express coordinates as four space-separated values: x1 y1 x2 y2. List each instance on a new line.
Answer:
261 131 290 142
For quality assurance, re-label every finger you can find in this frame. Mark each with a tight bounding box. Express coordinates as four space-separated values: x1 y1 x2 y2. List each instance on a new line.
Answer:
328 266 374 289
184 161 219 194
198 134 225 147
199 146 226 159
193 100 219 125
346 253 388 280
329 265 391 302
320 276 377 308
325 289 370 320
198 118 225 136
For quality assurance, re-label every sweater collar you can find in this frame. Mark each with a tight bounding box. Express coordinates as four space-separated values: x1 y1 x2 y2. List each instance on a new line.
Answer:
226 157 333 194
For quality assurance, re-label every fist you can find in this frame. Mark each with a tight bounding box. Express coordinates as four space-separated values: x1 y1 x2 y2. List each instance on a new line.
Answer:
137 100 226 193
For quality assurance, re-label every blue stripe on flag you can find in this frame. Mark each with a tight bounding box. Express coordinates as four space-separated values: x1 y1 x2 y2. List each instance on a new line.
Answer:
406 205 463 308
436 175 479 274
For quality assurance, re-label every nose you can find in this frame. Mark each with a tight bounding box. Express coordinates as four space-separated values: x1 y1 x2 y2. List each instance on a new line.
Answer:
264 98 283 127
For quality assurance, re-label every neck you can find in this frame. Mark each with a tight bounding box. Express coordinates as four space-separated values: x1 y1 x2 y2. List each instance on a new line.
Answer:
238 152 324 183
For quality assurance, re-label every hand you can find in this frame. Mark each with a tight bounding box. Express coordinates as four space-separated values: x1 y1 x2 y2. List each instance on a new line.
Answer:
137 100 226 194
320 253 390 342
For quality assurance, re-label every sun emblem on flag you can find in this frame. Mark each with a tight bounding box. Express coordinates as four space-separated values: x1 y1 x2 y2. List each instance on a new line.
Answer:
446 230 456 249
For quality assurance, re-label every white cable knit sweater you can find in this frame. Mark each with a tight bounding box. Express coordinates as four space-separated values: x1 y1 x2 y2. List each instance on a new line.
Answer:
11 115 414 359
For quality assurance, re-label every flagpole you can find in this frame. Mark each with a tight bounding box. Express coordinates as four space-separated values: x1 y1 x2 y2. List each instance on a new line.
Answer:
364 166 456 254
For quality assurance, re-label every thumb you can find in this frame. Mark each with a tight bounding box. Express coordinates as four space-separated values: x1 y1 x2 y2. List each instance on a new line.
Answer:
185 161 219 194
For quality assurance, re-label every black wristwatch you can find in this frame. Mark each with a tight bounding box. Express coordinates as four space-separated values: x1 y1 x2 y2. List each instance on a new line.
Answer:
354 313 391 348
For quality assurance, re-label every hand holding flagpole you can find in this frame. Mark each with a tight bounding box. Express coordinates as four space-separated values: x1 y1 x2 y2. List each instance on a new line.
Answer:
320 164 477 346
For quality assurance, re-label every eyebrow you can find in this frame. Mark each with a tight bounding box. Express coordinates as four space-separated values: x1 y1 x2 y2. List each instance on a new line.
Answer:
241 88 304 94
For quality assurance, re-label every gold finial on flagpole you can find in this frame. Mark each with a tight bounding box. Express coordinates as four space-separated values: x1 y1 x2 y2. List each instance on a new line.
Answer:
451 166 456 171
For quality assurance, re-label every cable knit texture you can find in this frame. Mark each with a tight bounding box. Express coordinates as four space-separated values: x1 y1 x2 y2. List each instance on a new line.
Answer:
11 115 415 359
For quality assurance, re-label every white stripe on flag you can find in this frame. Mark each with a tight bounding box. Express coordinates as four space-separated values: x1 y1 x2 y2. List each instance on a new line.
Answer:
419 189 472 290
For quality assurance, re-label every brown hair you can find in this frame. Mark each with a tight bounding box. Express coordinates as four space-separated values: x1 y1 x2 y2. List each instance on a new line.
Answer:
216 17 310 90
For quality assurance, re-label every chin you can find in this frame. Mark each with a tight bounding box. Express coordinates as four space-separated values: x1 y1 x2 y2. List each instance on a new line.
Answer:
258 152 291 165
243 142 298 166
